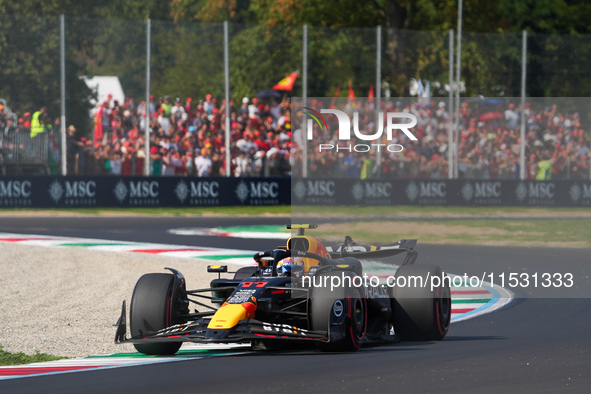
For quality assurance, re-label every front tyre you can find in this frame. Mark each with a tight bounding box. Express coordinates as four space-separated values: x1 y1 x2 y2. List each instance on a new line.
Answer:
311 272 367 351
392 265 451 341
130 273 185 355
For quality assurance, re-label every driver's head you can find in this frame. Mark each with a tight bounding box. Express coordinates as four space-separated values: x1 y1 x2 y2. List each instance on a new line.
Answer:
276 256 303 276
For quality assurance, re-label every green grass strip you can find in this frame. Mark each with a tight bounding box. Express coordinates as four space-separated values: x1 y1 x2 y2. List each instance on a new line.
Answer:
196 254 254 261
0 347 67 366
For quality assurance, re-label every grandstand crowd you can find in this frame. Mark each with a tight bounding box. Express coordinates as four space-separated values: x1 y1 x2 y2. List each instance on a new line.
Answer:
2 95 589 180
64 93 292 177
300 98 590 180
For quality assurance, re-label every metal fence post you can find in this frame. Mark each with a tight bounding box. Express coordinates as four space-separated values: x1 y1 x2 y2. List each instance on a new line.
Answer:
144 18 151 176
224 21 231 177
448 29 454 179
454 0 463 179
519 30 527 180
302 24 308 178
375 25 382 178
60 14 67 176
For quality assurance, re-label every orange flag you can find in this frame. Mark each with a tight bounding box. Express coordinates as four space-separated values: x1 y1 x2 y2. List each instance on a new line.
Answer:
368 85 375 103
348 81 355 102
272 71 299 91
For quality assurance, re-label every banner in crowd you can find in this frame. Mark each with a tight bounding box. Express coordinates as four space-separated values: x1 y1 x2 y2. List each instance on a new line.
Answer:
1 176 591 208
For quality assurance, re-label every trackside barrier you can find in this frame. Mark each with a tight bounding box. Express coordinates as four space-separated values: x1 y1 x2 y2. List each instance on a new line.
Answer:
0 177 590 208
0 176 290 208
290 179 591 207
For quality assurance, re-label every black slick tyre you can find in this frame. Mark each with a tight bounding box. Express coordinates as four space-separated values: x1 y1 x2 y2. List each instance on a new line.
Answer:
311 272 367 351
130 273 183 355
392 265 451 341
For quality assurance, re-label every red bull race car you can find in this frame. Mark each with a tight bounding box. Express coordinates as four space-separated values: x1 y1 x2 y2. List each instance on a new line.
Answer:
115 224 451 354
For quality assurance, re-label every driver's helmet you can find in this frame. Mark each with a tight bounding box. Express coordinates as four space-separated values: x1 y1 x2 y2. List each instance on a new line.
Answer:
276 256 303 276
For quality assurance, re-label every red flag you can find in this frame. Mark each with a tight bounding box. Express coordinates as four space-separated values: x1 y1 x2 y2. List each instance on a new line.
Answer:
333 85 342 98
329 85 341 109
272 71 299 91
93 104 104 146
369 85 375 98
348 81 355 99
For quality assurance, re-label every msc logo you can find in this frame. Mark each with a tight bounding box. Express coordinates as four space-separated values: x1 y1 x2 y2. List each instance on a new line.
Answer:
351 182 391 202
114 180 159 203
293 180 335 201
191 181 219 198
130 181 159 198
175 180 219 203
0 180 31 198
462 182 501 202
65 181 95 198
235 180 279 204
569 183 591 203
48 180 96 203
406 181 446 203
516 182 555 202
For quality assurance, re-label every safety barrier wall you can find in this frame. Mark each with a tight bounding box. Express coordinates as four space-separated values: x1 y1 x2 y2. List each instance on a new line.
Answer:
291 179 591 207
0 176 290 208
1 177 590 208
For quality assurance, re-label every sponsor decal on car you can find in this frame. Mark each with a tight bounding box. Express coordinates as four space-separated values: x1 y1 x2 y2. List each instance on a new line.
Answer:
333 300 344 317
262 322 308 336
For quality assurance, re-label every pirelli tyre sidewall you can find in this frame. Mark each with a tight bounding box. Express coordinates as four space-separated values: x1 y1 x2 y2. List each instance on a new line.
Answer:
310 271 367 351
392 265 451 341
130 273 185 355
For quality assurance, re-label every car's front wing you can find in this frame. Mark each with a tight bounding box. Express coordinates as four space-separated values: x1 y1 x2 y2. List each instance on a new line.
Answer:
115 301 329 345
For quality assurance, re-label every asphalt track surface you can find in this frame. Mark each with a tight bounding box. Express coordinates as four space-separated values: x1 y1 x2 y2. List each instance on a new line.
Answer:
1 216 590 393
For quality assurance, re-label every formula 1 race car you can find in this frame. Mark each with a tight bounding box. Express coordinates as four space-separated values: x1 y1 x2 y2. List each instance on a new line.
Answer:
115 224 451 354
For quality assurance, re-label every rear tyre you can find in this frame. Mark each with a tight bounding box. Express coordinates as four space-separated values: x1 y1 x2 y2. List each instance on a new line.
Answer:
130 273 184 355
392 265 451 341
311 272 367 352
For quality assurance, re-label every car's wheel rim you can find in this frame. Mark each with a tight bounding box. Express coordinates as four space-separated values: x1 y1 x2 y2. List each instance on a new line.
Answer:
353 298 364 333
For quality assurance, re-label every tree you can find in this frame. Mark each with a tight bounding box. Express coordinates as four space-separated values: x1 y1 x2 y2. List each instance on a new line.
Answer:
0 13 93 132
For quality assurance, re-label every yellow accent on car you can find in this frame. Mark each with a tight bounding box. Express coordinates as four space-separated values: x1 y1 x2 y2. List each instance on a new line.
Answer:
207 304 248 329
337 264 350 268
287 224 318 230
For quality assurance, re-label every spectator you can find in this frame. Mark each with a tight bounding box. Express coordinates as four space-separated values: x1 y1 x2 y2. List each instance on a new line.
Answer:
30 107 48 137
161 95 172 117
195 147 212 177
171 97 186 124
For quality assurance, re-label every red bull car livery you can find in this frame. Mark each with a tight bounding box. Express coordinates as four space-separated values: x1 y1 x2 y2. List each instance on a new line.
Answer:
115 224 451 354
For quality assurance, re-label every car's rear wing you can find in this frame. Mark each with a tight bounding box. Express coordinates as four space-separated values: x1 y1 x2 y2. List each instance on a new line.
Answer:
325 236 418 265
